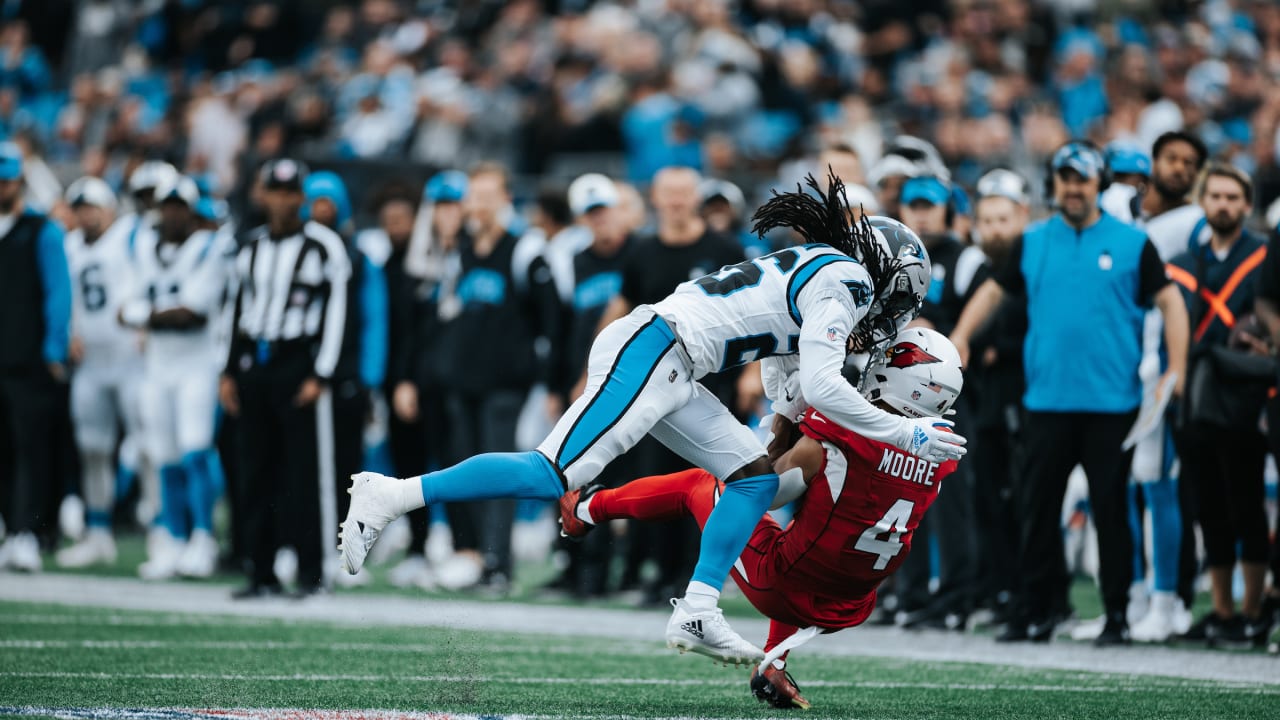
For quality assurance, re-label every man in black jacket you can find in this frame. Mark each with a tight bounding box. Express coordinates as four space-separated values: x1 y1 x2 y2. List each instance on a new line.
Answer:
0 142 70 572
433 163 561 593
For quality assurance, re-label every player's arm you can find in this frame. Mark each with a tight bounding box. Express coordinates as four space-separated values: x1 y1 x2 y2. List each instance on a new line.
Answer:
35 219 71 372
1144 240 1187 397
310 228 352 382
768 435 824 509
952 234 1021 366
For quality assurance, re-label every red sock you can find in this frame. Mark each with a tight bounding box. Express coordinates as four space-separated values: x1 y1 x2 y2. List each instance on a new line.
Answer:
591 468 718 525
764 619 801 663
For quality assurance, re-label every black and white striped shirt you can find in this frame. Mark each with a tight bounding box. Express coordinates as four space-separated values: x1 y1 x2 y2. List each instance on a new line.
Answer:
228 220 351 379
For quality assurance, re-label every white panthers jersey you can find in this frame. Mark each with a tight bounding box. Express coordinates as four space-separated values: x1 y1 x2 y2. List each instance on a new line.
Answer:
66 225 142 367
1100 184 1209 261
652 244 873 377
130 226 233 365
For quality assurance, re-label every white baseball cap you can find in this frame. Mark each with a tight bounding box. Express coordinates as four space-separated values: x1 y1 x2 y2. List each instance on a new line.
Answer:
568 173 619 216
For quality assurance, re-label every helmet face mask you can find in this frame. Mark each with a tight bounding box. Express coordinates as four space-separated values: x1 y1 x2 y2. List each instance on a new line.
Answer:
852 216 931 351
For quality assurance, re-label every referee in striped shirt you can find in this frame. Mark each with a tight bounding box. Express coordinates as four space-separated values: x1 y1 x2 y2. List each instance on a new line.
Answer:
220 159 351 598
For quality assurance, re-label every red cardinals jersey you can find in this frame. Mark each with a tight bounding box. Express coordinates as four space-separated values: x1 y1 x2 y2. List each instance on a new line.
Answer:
765 409 958 599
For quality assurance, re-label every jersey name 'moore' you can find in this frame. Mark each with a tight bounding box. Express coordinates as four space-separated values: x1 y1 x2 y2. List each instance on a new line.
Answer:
651 244 873 376
876 447 938 486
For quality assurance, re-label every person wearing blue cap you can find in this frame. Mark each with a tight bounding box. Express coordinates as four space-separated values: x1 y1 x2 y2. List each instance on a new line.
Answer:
302 170 389 589
0 141 70 573
953 140 1191 647
221 158 353 599
381 171 468 590
892 174 989 630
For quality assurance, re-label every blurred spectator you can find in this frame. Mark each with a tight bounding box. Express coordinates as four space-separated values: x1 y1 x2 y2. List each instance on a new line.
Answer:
431 163 561 594
1173 163 1271 647
952 141 1190 646
0 142 69 572
303 170 389 589
384 173 466 590
968 167 1033 626
893 175 988 630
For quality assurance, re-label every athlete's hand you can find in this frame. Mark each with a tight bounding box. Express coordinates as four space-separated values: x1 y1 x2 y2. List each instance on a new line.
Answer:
898 417 967 463
392 381 418 422
219 375 240 416
294 377 325 407
68 337 85 366
46 362 67 384
766 413 800 465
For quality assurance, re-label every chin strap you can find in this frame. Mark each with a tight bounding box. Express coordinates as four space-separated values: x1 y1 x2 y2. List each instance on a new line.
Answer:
759 625 822 673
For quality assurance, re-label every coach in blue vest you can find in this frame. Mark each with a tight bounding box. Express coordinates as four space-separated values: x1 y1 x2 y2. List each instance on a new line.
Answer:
0 142 71 573
952 141 1190 646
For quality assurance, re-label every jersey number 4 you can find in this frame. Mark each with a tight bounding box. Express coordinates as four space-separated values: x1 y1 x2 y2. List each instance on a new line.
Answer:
853 498 915 571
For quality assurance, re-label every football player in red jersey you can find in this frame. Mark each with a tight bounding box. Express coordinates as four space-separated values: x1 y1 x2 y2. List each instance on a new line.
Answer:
559 327 964 709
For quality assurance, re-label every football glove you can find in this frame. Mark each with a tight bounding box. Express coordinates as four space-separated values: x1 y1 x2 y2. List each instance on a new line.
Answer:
897 417 967 463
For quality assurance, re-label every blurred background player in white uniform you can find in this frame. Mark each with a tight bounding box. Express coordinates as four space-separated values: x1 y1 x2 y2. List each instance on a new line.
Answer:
1093 133 1209 641
120 175 231 580
57 177 142 568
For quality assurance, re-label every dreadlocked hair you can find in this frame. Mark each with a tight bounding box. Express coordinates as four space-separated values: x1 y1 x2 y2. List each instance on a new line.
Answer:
751 168 902 301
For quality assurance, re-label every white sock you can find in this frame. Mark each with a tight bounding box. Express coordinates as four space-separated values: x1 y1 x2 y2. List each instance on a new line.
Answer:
575 495 595 525
683 580 720 610
771 658 786 670
396 476 427 514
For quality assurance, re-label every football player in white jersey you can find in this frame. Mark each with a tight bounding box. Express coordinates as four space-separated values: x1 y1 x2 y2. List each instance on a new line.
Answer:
340 174 966 666
1096 131 1209 642
120 176 232 580
56 178 142 568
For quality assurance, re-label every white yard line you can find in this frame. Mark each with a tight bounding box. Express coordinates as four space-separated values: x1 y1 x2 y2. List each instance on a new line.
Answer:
3 671 1276 695
2 572 1277 686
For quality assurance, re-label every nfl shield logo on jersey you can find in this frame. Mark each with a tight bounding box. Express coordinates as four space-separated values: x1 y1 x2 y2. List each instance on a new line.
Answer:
826 327 840 342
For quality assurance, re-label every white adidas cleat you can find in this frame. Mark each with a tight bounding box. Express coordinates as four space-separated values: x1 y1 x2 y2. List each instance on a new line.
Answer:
339 472 416 576
56 529 117 569
176 529 219 579
665 598 764 667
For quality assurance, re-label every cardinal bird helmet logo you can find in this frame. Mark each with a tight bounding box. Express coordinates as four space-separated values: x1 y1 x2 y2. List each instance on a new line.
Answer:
885 342 942 369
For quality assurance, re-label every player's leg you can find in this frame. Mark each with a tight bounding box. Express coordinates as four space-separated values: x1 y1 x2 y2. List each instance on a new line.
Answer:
649 382 773 660
174 372 221 578
562 468 716 534
341 309 691 575
1132 427 1187 641
749 619 814 710
1078 410 1138 645
57 371 119 568
1002 411 1081 640
138 377 187 580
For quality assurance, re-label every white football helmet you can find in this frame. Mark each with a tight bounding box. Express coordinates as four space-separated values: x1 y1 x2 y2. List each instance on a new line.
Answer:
860 216 931 346
128 161 179 197
861 327 963 418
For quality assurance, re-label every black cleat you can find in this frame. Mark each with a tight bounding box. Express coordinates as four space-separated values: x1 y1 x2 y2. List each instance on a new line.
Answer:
1094 613 1131 647
751 665 812 710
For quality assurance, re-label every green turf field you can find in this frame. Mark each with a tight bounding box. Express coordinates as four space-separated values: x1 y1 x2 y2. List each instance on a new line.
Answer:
1 599 1276 720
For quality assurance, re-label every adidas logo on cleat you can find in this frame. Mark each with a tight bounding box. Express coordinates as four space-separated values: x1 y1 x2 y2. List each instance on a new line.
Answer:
680 619 704 639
